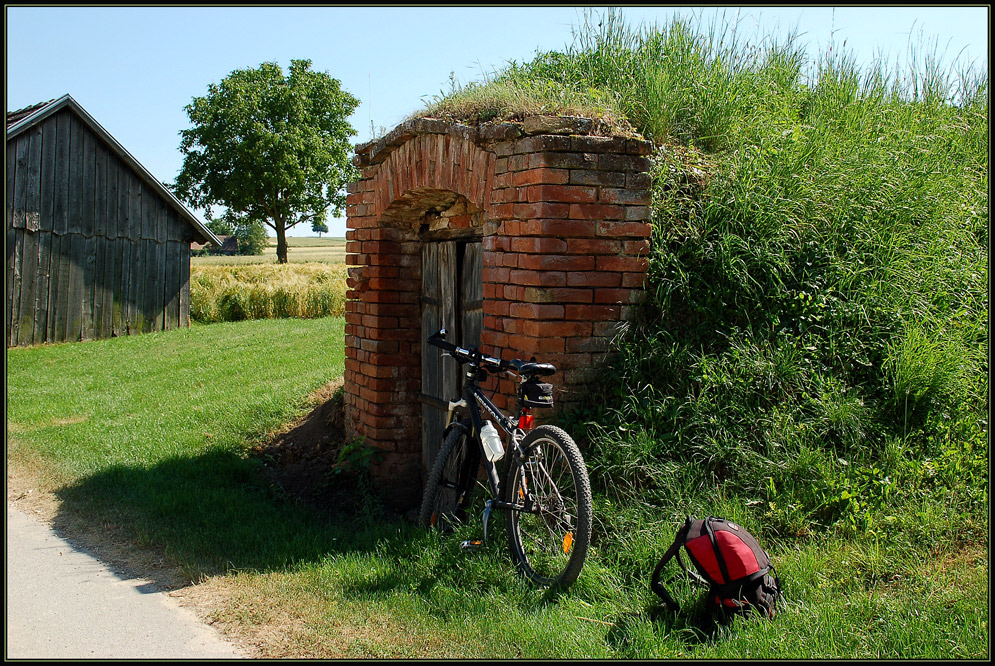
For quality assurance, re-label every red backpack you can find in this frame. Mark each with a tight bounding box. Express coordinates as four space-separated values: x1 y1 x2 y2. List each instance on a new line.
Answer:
651 516 782 619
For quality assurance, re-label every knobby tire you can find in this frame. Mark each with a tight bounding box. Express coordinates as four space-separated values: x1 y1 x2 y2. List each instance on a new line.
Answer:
504 425 592 588
418 420 479 532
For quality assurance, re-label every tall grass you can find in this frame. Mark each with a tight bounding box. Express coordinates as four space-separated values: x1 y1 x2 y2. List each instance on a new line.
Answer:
191 263 348 323
485 11 989 549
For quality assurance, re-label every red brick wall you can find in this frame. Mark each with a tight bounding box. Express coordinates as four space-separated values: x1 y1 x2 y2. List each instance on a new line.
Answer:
345 118 652 507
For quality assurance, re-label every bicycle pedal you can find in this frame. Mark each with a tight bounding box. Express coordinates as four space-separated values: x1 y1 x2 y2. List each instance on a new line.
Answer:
459 539 484 551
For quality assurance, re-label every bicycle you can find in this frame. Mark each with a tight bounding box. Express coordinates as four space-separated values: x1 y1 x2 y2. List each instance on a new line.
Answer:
418 328 593 588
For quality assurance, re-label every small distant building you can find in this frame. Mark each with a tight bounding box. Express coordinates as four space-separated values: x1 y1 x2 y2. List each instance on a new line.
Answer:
6 94 220 346
192 234 238 255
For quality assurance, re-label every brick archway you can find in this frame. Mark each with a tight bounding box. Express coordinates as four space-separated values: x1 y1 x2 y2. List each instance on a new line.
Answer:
345 117 653 509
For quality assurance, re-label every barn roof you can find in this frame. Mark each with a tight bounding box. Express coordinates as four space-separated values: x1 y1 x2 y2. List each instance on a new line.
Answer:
6 94 220 246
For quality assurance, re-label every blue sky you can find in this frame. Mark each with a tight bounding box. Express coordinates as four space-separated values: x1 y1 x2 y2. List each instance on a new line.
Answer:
5 5 989 237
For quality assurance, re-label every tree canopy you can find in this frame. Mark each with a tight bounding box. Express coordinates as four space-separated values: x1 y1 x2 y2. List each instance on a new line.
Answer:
175 59 359 263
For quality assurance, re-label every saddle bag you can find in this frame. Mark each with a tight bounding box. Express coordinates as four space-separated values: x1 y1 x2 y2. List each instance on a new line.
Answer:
651 516 782 619
519 380 553 408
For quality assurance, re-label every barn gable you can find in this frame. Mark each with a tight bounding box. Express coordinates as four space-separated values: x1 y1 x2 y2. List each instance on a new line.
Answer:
6 94 220 346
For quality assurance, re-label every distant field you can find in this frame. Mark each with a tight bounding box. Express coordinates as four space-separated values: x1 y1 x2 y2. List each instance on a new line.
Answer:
192 236 346 265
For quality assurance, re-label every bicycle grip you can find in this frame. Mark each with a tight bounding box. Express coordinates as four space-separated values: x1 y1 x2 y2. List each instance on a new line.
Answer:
428 329 457 352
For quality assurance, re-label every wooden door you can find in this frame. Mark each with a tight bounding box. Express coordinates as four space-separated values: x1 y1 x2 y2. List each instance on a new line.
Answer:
421 240 482 471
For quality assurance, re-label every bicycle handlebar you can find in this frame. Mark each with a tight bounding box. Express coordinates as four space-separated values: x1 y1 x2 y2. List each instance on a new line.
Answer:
427 329 556 377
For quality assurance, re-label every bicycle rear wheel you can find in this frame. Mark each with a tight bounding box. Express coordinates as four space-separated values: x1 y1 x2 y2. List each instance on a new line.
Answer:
505 425 592 587
419 420 480 532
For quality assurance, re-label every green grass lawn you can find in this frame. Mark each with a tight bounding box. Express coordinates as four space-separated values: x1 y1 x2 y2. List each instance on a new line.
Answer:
7 318 350 577
5 318 987 659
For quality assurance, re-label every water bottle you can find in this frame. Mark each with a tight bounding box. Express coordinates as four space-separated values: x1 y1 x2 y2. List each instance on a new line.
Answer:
480 421 505 462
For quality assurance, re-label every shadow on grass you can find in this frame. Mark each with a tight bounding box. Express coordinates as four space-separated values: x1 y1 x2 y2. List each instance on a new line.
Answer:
50 447 416 591
602 600 737 655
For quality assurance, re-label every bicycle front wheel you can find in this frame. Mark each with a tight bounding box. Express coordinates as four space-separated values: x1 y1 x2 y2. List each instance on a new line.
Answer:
505 425 593 587
419 420 480 532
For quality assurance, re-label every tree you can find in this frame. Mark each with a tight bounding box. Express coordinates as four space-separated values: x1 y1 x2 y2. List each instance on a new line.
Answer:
312 220 329 237
204 214 267 256
234 220 269 255
174 59 359 263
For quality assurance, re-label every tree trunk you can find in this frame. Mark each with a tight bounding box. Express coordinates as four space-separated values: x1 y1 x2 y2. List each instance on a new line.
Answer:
275 223 288 264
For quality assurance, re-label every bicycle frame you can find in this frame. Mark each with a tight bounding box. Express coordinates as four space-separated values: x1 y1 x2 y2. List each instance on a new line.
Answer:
423 329 592 586
446 367 524 502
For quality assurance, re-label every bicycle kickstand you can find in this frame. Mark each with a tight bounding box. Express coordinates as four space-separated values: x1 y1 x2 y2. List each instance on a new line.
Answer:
459 500 493 551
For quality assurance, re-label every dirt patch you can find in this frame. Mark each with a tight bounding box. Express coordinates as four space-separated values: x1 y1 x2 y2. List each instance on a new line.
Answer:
249 377 376 520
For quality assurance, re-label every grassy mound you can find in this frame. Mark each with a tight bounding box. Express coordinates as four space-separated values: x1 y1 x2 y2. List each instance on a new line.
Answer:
429 10 988 548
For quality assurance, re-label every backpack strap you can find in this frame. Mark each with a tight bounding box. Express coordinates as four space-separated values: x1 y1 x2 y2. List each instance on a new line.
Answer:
703 516 734 586
651 516 693 611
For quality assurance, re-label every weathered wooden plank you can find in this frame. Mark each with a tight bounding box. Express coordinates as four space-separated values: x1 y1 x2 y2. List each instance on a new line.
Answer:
119 238 133 334
81 125 97 238
67 115 86 236
39 117 58 233
141 178 155 242
5 133 16 231
33 231 54 343
106 154 121 240
439 241 459 399
17 230 40 346
53 110 71 236
124 238 139 334
66 233 86 341
155 195 167 246
25 125 43 233
126 175 142 242
118 161 130 243
125 240 137 335
6 224 15 345
105 238 119 338
46 233 62 342
164 241 180 330
178 244 190 327
92 236 107 339
11 131 33 230
95 141 108 239
143 239 157 333
421 242 441 471
110 238 125 336
460 240 483 351
421 241 460 470
52 232 73 342
152 238 165 331
81 235 97 340
7 228 23 346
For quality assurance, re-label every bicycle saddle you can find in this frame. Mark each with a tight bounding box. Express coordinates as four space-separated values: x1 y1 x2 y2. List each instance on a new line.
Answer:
507 359 556 377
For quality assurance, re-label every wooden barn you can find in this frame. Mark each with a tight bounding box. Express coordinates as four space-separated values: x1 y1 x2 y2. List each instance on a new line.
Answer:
6 94 219 347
